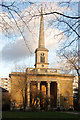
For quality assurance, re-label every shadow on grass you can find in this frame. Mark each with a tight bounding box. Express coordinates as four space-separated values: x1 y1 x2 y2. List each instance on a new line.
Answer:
1 119 80 120
2 111 80 120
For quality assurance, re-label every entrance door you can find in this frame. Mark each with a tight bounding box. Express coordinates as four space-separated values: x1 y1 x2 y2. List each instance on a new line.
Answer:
50 82 57 107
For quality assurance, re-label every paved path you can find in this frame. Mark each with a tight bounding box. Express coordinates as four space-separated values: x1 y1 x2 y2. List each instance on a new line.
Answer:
64 112 80 115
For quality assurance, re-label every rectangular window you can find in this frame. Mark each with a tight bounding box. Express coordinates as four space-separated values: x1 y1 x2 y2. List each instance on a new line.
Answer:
40 57 45 63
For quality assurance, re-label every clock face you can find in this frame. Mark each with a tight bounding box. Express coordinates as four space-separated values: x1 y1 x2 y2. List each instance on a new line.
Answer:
42 64 44 67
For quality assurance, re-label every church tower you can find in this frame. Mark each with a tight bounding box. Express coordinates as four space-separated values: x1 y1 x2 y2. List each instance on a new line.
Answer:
35 6 49 68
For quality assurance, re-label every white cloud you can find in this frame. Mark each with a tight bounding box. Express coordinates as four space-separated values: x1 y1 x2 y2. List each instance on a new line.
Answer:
1 27 65 62
1 2 68 62
45 28 65 49
2 36 31 62
0 1 78 77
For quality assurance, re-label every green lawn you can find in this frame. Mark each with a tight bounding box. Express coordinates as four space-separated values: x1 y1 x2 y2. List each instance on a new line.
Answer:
2 111 80 119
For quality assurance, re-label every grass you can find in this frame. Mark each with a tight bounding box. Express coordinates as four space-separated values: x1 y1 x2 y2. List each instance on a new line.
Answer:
2 111 80 120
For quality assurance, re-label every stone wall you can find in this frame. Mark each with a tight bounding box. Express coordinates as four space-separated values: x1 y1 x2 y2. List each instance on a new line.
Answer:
10 71 73 109
10 72 26 108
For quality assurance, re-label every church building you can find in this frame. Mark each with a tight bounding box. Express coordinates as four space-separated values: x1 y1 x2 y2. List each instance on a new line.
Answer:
10 6 73 110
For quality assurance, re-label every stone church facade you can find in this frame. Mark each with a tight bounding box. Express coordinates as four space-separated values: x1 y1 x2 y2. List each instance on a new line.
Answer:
10 7 73 110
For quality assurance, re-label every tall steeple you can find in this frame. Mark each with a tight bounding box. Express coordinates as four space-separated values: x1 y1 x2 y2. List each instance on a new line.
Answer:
39 5 45 48
35 5 49 68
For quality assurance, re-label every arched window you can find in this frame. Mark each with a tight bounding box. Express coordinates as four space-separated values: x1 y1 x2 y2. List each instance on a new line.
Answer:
40 53 45 63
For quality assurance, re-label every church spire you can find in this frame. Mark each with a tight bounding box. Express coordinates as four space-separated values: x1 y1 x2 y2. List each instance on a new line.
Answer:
35 4 49 68
38 5 45 48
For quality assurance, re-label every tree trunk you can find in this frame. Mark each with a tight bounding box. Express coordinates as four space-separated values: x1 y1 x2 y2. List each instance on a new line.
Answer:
23 85 27 111
78 75 80 109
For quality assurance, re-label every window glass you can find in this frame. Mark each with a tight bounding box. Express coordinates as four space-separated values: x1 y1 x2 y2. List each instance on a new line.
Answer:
40 53 45 63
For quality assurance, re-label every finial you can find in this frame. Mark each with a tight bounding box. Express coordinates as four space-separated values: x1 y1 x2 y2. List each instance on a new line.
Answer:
41 4 43 15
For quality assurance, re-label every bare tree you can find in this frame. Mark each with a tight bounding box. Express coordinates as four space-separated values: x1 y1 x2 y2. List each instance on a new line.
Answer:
0 1 80 50
57 48 80 109
10 64 27 111
1 0 80 110
10 73 27 111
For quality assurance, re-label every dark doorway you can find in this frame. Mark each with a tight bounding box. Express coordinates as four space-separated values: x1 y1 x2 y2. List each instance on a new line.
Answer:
50 82 57 107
